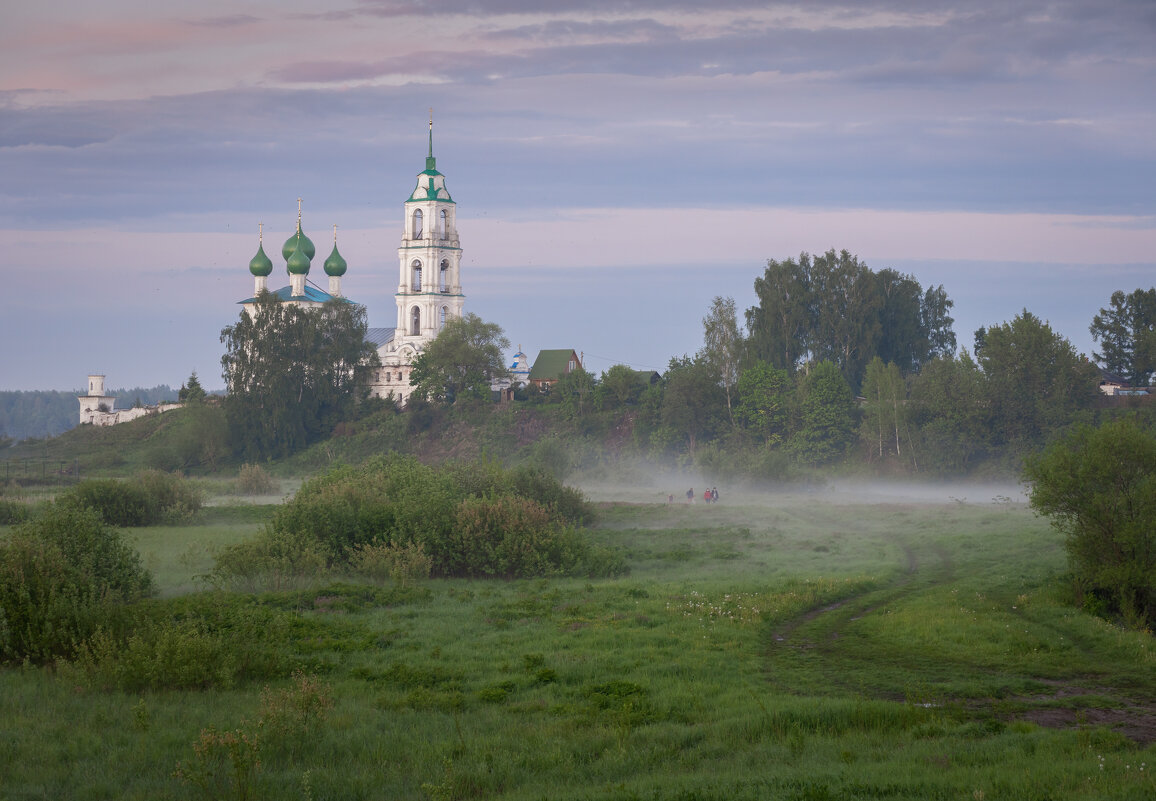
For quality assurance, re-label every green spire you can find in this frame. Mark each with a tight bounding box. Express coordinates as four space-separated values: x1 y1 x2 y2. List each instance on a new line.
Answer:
249 223 273 277
324 224 347 276
281 199 315 264
426 109 436 171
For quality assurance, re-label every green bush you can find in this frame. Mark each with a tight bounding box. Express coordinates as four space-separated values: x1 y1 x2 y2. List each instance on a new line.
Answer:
237 463 276 495
58 470 203 526
0 504 153 664
0 497 30 525
1024 418 1156 626
211 454 618 583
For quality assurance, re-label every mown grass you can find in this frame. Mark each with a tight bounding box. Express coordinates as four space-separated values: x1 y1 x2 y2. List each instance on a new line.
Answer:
2 490 1155 800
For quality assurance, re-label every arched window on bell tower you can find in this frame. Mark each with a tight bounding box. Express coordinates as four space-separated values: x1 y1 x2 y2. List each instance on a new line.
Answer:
439 209 448 239
439 306 448 329
439 259 448 292
412 209 423 239
411 306 421 336
411 260 423 292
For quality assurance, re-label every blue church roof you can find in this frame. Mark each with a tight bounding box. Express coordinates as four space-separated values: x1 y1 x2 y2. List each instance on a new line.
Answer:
237 285 356 305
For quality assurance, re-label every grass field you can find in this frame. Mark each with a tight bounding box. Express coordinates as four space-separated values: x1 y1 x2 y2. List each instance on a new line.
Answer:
2 483 1155 800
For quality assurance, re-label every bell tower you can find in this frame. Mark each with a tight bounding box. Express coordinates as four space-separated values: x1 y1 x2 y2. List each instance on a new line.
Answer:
393 113 464 361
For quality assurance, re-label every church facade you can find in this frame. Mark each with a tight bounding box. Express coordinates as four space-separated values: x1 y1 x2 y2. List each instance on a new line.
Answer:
238 121 465 405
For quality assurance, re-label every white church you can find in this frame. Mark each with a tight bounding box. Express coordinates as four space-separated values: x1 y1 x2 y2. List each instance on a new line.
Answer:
239 120 465 405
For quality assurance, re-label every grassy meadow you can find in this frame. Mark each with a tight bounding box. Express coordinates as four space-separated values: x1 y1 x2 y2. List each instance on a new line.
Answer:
3 484 1155 800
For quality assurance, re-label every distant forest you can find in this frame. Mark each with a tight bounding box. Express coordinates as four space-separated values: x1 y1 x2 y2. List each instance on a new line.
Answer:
0 386 177 442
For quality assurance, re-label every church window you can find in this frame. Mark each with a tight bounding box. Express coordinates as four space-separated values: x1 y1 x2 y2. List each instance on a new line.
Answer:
412 209 423 239
439 259 448 292
439 209 448 238
411 260 422 291
385 372 390 383
411 307 421 336
439 306 447 329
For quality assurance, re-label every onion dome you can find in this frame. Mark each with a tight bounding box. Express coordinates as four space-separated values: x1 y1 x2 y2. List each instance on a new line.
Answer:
286 241 310 275
282 225 315 263
248 242 273 277
324 243 347 277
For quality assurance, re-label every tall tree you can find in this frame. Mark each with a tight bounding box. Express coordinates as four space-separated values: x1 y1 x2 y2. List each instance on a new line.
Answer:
808 249 882 389
735 361 792 445
599 364 647 409
660 355 727 455
746 255 812 372
977 309 1099 447
220 294 379 459
859 357 910 464
874 269 926 374
700 295 743 424
409 313 510 404
907 351 989 472
1090 288 1156 387
788 360 855 465
921 284 957 361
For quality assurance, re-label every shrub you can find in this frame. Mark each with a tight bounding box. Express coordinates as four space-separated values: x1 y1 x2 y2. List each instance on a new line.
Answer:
0 497 30 525
210 527 328 592
210 454 615 582
60 478 151 526
237 463 276 495
59 470 203 526
0 505 153 663
349 540 432 584
1024 418 1156 626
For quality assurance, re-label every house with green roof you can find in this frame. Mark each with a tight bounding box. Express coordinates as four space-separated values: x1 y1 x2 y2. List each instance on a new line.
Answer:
528 349 583 390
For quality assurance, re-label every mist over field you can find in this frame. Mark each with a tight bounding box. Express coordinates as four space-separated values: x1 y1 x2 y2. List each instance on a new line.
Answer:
571 460 1027 507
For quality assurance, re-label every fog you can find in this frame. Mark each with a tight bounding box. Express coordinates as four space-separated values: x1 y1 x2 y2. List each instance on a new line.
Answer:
572 462 1027 507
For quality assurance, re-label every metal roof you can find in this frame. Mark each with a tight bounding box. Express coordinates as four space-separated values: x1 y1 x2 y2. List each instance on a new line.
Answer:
237 285 356 305
365 327 396 348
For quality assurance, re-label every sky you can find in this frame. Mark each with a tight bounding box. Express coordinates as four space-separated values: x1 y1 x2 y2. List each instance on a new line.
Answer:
1 0 1154 391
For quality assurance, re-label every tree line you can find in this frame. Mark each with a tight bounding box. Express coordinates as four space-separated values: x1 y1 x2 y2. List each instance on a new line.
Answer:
187 255 1155 471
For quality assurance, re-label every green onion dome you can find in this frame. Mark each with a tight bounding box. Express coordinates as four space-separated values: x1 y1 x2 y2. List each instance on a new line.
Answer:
282 226 315 263
286 241 311 275
248 242 273 277
323 243 347 277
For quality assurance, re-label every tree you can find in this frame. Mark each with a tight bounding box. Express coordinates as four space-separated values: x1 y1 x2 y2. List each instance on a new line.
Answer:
746 255 812 372
599 364 646 409
859 357 911 464
976 309 1099 447
178 371 207 404
921 284 957 362
874 269 926 374
701 295 743 424
556 366 596 418
1090 288 1156 387
220 294 380 460
1024 418 1156 626
907 351 989 472
808 249 881 389
660 355 727 455
735 361 792 445
788 360 855 465
746 250 953 391
408 313 510 404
